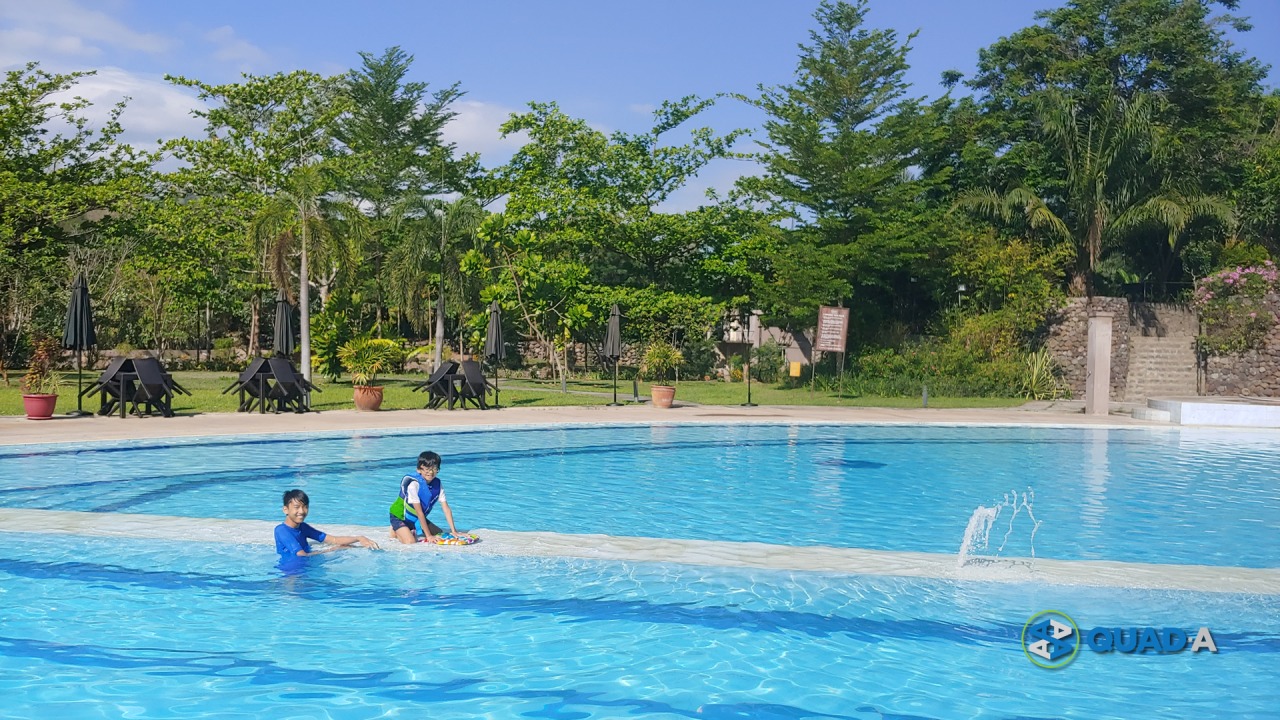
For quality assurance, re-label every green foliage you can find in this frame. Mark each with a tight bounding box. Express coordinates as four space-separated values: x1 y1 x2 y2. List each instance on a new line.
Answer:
847 342 1023 397
968 0 1265 293
749 340 787 383
1019 348 1065 400
951 231 1068 341
1193 263 1278 355
641 341 683 384
20 337 63 395
679 336 720 379
311 297 355 381
744 0 958 337
337 336 405 386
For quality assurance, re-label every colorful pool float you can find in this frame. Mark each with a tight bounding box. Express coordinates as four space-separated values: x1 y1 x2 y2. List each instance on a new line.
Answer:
426 532 479 546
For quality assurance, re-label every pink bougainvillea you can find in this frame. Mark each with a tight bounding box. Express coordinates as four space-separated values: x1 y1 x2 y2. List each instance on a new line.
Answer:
1194 262 1278 355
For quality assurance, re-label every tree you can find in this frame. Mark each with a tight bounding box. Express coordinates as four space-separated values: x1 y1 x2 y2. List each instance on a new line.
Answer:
333 47 474 329
385 196 485 354
482 98 752 374
968 0 1268 290
958 90 1232 296
0 62 153 362
167 70 350 380
741 0 954 342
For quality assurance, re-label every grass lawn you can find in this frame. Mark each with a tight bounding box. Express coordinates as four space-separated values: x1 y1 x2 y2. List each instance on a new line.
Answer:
500 377 1029 409
0 371 1027 416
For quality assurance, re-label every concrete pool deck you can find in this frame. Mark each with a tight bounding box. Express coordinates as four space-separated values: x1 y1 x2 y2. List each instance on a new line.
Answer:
0 401 1169 446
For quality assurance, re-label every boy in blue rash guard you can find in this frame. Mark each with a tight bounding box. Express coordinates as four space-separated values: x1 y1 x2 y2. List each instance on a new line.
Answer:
389 451 461 544
275 489 379 558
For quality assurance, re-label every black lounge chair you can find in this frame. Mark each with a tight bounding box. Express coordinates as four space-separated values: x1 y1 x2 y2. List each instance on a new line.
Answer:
457 359 495 410
130 357 174 417
411 361 459 409
84 357 131 416
222 357 273 413
267 356 320 413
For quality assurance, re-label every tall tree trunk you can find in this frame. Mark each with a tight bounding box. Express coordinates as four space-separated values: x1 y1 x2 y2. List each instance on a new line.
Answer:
300 222 312 383
433 294 445 368
248 291 260 356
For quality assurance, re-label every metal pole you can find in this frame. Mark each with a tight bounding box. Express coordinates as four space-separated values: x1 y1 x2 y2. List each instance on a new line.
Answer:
608 359 622 406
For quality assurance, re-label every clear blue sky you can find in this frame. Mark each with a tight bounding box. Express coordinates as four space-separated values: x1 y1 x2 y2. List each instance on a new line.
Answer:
3 0 1276 204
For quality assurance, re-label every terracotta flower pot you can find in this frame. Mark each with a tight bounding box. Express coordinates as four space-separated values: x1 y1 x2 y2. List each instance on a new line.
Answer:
352 385 384 412
22 394 58 420
650 384 676 409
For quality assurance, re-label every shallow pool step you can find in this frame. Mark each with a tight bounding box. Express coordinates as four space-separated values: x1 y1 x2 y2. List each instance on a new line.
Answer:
2 507 1276 595
1131 406 1172 422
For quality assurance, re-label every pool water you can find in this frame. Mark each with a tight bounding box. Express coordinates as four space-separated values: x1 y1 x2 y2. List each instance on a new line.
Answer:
0 534 1276 719
1 422 1277 718
0 423 1277 567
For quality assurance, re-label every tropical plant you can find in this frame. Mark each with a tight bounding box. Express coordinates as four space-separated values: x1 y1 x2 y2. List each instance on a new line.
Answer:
20 336 63 395
957 91 1233 296
641 341 683 384
337 336 404 386
1019 348 1064 400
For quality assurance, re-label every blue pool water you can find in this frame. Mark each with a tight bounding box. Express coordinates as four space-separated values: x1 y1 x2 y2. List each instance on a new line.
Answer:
0 533 1276 719
0 423 1277 567
1 422 1278 718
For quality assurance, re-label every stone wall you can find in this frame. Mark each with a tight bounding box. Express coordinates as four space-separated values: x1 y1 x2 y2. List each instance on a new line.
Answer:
1045 297 1132 399
1202 294 1280 397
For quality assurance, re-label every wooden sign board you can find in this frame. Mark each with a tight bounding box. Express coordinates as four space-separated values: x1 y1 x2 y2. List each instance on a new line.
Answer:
814 306 849 353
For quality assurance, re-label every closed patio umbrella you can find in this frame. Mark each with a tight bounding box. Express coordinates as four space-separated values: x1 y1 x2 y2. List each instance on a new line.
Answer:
484 300 504 409
272 291 295 358
603 304 623 406
62 273 97 416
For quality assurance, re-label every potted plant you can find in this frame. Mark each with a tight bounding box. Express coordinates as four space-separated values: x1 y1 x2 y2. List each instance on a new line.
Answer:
641 340 683 409
21 336 64 420
338 336 404 411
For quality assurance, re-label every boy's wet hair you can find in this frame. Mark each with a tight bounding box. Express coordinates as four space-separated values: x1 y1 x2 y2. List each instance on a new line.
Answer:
282 489 310 507
417 451 442 470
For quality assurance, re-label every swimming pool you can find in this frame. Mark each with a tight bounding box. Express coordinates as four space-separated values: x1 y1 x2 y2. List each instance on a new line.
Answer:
0 423 1277 567
1 422 1277 718
1 533 1276 719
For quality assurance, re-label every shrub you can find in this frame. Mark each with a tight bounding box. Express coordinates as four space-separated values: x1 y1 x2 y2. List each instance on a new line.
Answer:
1193 263 1278 355
21 336 63 395
338 337 405 386
751 340 787 383
679 336 719 379
641 341 683 384
1019 348 1065 400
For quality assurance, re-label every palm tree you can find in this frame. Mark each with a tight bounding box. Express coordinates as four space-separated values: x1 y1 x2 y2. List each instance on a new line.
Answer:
959 91 1232 296
248 165 363 382
386 196 485 364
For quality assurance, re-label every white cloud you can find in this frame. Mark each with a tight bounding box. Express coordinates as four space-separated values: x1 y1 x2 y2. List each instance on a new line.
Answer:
628 103 656 116
442 100 529 163
204 25 268 71
0 0 172 62
658 157 760 213
51 67 205 149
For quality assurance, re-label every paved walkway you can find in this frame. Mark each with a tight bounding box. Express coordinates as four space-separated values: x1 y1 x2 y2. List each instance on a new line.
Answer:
0 401 1162 446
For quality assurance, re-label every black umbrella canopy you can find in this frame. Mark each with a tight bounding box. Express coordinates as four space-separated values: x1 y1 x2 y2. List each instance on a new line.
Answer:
602 304 622 361
484 300 505 360
62 273 97 350
272 291 296 357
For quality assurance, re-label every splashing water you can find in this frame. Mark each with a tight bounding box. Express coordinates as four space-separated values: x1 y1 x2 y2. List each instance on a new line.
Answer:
957 488 1043 568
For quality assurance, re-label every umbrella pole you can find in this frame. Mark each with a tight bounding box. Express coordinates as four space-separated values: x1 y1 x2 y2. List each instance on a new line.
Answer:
76 347 84 414
608 359 622 406
491 362 500 409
